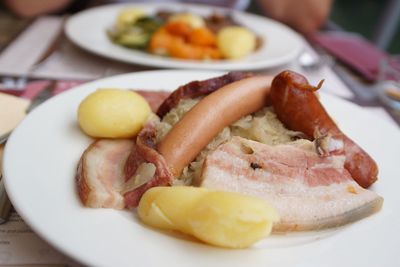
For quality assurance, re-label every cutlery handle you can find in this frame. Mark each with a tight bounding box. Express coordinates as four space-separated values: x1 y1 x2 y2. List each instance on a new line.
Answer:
0 179 12 224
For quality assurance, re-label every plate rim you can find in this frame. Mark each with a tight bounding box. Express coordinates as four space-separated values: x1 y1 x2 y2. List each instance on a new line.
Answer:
3 69 399 267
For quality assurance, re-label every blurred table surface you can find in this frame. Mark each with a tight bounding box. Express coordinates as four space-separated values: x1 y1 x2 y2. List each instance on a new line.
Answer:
0 5 399 267
0 8 398 125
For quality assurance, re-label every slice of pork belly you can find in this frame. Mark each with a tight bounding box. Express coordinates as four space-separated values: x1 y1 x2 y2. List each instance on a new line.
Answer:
197 137 383 232
76 139 134 209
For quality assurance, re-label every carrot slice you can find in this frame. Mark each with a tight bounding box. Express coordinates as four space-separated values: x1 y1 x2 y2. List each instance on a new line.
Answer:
188 27 217 46
149 28 176 55
169 39 203 59
202 47 222 59
165 21 192 38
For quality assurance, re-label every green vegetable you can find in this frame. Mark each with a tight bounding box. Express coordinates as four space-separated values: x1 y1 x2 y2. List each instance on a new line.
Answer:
107 16 163 49
135 17 163 33
114 28 150 48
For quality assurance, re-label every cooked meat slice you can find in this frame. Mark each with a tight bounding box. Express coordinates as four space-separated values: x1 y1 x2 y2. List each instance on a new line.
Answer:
205 13 238 33
76 139 134 209
197 137 383 232
123 121 174 208
135 90 170 112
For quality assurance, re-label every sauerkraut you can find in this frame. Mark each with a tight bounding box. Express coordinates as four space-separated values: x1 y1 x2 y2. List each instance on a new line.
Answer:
155 98 304 184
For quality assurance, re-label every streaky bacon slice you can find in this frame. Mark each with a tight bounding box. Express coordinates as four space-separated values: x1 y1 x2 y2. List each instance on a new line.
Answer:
76 139 134 209
75 122 173 209
197 137 383 232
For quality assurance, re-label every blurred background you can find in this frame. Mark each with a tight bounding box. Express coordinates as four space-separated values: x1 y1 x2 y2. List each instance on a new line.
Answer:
1 0 398 54
249 0 400 54
330 0 399 54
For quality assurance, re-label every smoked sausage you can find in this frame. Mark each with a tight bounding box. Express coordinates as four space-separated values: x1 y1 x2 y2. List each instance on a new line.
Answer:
270 70 378 188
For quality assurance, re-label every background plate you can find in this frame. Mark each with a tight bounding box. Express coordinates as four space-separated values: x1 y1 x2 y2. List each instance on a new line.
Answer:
65 3 304 71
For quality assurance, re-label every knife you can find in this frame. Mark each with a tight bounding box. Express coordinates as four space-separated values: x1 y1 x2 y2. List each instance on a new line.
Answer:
0 174 11 224
0 82 55 224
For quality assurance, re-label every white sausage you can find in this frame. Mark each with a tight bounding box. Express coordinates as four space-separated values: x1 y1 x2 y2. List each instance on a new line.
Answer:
157 75 273 177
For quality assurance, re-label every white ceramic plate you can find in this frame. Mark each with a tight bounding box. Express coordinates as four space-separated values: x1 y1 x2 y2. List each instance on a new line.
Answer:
3 70 400 267
65 3 304 71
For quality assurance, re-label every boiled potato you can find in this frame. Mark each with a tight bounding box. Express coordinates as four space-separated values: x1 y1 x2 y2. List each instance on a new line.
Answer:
188 191 279 248
137 186 280 248
117 8 145 28
137 187 175 230
138 186 208 233
168 13 205 28
78 89 151 138
217 26 256 59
